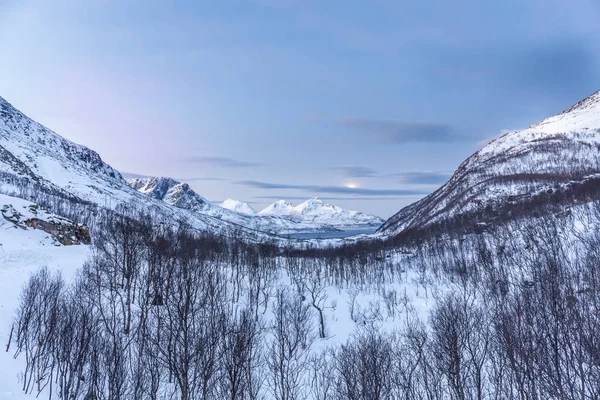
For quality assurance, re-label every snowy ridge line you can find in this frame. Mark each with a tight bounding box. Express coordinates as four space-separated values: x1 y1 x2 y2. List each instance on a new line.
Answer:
380 89 600 237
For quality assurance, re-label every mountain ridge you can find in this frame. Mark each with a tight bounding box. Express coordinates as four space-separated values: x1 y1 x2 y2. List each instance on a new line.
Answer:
127 177 341 234
379 89 600 236
260 196 385 228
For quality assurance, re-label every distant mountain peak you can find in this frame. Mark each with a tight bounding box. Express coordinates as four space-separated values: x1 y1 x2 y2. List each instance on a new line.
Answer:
258 200 295 216
257 197 383 227
294 197 338 214
306 196 324 204
219 199 256 215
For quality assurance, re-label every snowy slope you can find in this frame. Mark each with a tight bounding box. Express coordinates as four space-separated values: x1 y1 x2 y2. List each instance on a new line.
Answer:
0 96 124 202
260 198 384 228
0 193 90 397
0 191 436 399
0 95 295 240
127 177 337 234
379 89 600 236
219 198 256 215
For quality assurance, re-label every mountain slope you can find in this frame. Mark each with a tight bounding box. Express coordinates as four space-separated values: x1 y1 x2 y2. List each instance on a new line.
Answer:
379 90 600 236
0 96 124 202
0 95 285 240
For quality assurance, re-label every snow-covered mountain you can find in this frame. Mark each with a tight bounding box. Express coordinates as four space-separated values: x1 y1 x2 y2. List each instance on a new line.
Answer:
379 89 600 236
258 200 295 217
0 96 124 202
260 197 385 228
129 177 213 214
127 177 337 234
0 95 289 240
219 199 256 215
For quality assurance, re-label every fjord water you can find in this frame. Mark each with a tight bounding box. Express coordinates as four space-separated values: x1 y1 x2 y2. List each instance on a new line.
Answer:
285 227 378 239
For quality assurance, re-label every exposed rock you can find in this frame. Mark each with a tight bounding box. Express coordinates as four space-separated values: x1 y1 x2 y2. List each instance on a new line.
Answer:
1 202 90 245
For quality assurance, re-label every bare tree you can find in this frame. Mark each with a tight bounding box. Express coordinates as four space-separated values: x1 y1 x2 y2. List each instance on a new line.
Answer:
268 288 314 400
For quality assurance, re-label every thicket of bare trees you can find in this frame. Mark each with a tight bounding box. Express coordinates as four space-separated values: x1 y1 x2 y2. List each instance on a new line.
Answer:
7 203 600 399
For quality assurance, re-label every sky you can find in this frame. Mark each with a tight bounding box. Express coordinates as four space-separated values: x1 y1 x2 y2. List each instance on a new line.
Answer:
1 0 599 218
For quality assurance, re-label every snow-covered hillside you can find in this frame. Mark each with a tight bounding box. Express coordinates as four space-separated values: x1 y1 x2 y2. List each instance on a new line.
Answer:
0 95 292 241
0 193 90 397
379 89 600 236
0 96 123 202
219 198 256 215
0 190 435 399
260 197 384 228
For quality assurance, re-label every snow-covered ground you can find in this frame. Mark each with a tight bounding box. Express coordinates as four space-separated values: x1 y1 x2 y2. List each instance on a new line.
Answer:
0 193 436 399
0 205 89 398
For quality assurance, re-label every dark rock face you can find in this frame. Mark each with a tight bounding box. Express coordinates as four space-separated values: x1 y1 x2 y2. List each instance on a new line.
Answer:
24 218 90 245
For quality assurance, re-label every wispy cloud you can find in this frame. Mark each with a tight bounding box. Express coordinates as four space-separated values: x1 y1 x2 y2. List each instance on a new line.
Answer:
386 171 452 185
339 118 460 143
330 166 378 178
119 171 227 183
185 156 263 168
330 166 451 185
175 177 228 182
120 171 150 180
236 180 429 196
252 195 424 201
236 181 296 190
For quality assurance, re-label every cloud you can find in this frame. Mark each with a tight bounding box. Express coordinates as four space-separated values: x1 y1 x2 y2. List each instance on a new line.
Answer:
252 195 423 201
119 171 150 179
329 167 452 185
118 171 226 182
184 156 263 168
330 166 378 178
176 177 228 182
236 180 429 196
236 181 297 190
386 171 452 185
338 118 459 143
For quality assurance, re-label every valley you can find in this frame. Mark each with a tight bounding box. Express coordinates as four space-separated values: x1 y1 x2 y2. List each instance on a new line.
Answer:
1 88 600 399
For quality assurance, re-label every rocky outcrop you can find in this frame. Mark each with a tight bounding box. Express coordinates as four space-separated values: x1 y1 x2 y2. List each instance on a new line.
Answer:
1 203 90 245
